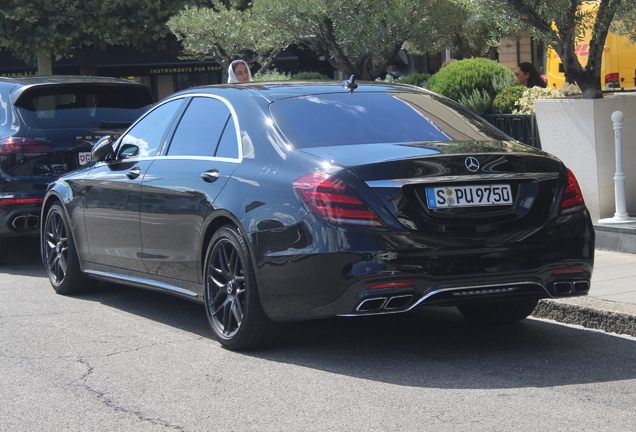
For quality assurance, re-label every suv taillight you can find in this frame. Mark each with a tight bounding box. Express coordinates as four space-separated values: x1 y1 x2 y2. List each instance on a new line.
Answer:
0 137 53 157
293 173 384 227
559 168 586 216
605 73 620 88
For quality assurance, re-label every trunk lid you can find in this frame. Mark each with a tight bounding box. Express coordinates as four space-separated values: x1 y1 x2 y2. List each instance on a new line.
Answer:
300 141 564 234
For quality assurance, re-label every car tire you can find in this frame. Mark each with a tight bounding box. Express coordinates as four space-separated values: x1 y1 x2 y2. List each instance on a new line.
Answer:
457 298 539 325
0 238 8 265
204 225 278 350
42 203 91 295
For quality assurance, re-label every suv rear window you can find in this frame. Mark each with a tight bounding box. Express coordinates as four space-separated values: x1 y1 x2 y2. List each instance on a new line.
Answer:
15 84 153 129
270 91 509 148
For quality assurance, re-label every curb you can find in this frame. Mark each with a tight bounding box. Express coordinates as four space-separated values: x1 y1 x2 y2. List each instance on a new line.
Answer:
532 297 636 337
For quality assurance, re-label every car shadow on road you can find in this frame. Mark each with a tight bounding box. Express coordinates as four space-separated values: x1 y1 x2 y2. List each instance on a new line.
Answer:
5 234 636 391
75 282 636 391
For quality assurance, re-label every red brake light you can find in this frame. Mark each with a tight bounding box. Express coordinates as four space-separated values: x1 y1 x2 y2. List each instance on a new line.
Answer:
0 137 53 157
605 73 619 86
293 173 384 227
369 281 414 290
559 168 586 216
0 198 44 204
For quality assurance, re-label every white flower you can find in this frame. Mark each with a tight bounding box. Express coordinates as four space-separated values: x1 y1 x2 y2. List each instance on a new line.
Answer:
513 86 563 114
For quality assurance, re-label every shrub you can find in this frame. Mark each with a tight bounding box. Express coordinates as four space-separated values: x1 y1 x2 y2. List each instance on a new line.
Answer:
458 88 493 116
291 71 330 80
513 86 563 114
397 72 431 87
252 69 291 81
375 75 397 83
427 58 515 103
492 86 527 114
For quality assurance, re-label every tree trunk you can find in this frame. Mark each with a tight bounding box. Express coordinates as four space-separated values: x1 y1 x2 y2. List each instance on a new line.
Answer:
257 48 282 75
37 53 53 75
73 51 98 76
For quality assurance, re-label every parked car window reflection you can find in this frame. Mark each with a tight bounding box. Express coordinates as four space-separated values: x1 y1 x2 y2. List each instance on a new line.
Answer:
119 99 182 159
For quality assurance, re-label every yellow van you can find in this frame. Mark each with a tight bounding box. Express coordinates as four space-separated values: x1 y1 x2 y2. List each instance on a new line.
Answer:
546 2 636 90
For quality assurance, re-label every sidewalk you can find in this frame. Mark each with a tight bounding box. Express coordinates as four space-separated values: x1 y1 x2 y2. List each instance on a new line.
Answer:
532 248 636 337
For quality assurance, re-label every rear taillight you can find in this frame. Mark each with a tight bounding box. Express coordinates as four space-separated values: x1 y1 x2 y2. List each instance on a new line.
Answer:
293 173 384 227
0 137 53 157
559 168 586 216
605 73 619 88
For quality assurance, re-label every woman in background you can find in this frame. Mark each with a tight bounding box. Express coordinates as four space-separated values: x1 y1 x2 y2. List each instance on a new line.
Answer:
228 60 252 83
515 62 546 88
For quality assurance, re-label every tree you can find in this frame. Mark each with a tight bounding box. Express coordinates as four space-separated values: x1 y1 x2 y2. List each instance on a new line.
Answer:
0 0 215 74
406 0 527 60
168 1 294 82
478 0 636 99
252 0 432 80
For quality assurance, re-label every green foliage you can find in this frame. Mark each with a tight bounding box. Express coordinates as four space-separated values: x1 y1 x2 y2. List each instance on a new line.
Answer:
427 58 515 103
405 0 528 60
291 72 330 80
491 73 518 95
492 86 527 114
252 0 429 80
458 88 493 116
397 72 431 87
253 69 291 81
0 0 216 71
375 75 397 83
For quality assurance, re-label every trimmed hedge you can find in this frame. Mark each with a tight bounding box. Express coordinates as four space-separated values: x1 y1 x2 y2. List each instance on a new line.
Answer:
397 72 431 87
427 58 515 103
291 71 330 80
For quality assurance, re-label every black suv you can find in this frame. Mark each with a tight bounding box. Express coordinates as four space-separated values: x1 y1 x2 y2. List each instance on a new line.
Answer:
0 76 154 263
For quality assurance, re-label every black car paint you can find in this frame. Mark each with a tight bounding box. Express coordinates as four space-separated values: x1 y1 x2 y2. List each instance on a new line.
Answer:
42 82 594 324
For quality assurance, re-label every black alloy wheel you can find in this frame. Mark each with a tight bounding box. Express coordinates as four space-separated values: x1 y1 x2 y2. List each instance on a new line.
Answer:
42 203 90 294
204 225 277 350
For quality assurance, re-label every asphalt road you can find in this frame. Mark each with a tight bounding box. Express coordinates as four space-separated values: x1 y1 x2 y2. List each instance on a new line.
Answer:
2 237 636 431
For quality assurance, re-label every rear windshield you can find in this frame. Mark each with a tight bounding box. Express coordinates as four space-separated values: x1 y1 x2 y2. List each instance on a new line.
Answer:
269 91 510 148
14 84 154 129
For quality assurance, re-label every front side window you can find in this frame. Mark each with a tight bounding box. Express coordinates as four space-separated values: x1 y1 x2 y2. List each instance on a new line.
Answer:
118 99 183 159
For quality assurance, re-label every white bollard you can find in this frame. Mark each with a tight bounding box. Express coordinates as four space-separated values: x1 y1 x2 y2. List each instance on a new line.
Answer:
598 111 635 224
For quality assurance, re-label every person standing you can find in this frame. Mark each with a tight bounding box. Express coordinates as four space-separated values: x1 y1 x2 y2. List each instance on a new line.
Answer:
515 62 547 88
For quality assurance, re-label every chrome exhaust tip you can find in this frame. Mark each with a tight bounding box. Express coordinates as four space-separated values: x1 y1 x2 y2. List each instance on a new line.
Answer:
554 281 573 294
356 297 387 312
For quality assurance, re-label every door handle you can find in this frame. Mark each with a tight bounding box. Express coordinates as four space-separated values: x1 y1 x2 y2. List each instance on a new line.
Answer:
201 170 220 183
126 167 141 179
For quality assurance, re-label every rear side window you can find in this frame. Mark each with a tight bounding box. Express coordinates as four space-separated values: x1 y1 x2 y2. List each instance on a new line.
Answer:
270 92 509 148
14 84 153 129
167 97 238 159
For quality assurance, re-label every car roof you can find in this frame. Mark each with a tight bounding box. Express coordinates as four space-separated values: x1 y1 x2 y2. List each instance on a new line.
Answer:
0 75 152 105
175 80 424 102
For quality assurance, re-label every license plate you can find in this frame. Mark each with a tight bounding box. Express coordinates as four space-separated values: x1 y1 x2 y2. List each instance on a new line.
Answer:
78 152 93 165
426 184 512 208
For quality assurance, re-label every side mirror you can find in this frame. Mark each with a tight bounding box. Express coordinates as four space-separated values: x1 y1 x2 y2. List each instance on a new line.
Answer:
119 143 140 159
91 135 114 162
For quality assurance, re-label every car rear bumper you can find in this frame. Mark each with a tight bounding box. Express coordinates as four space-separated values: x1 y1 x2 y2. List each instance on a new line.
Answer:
251 214 595 321
0 197 44 237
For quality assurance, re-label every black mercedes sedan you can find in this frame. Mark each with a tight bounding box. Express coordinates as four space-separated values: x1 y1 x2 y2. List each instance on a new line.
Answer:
41 80 594 350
